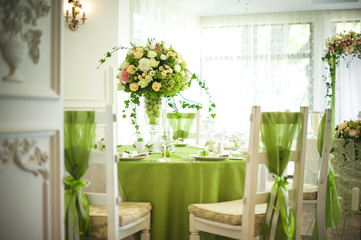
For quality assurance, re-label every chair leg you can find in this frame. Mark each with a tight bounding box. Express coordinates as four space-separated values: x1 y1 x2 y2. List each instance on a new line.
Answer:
190 232 200 240
140 230 150 240
189 214 200 240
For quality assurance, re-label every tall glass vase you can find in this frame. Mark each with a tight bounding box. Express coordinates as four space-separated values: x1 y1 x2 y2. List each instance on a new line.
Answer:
144 93 162 152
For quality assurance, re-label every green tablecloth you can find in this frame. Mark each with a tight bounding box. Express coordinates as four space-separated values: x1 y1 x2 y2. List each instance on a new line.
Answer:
117 146 247 240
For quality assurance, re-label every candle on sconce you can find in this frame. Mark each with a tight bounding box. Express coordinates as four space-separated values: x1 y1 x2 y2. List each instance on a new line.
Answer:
83 12 86 18
351 187 360 211
66 9 69 17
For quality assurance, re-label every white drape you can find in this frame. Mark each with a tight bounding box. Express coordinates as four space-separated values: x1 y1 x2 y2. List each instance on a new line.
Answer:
336 57 361 123
331 19 361 124
199 10 361 133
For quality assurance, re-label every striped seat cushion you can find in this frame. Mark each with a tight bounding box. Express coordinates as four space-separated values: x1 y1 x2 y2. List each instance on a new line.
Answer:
89 201 151 239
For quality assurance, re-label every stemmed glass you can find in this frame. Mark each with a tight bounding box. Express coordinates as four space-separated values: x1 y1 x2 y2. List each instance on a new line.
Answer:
157 127 173 162
224 132 236 155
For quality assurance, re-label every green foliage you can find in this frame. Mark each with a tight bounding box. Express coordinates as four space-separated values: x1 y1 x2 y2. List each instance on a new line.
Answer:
159 72 183 96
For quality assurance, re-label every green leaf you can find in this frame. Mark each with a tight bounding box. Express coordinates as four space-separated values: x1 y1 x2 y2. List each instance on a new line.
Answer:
106 52 111 57
211 114 216 118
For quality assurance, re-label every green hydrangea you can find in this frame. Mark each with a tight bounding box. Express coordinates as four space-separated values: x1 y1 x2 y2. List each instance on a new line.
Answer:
159 72 183 97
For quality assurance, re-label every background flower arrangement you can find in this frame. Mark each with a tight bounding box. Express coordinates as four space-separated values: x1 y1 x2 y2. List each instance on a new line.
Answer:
98 39 216 137
334 120 361 140
322 30 361 105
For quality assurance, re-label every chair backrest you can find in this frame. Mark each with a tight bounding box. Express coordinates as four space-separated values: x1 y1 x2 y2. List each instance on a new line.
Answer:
167 110 200 145
242 106 308 240
84 105 120 240
315 108 332 240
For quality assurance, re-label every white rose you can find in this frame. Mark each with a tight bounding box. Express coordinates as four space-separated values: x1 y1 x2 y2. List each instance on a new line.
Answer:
138 58 152 72
174 64 181 72
117 82 125 91
150 58 159 68
147 50 157 58
145 75 153 82
349 129 357 137
184 71 191 82
175 58 181 64
149 70 155 76
138 79 148 88
181 71 185 77
160 54 167 60
119 61 129 70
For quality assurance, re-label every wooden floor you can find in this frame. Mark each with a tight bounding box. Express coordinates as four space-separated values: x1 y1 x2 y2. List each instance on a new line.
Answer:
302 212 361 240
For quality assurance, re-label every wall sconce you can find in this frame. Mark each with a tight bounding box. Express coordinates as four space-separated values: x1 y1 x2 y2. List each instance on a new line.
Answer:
64 0 86 31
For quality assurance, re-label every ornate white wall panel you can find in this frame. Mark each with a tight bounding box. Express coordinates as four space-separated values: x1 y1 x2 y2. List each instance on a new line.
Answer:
0 0 64 239
0 129 60 240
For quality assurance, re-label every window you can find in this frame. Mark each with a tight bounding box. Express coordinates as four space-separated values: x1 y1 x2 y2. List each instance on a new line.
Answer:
201 22 313 133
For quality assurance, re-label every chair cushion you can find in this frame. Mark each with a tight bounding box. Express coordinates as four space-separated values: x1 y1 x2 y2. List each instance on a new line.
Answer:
303 184 318 200
89 201 151 239
188 199 267 235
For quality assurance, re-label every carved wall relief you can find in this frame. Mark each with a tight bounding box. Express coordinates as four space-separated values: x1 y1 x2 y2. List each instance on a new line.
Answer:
0 138 49 178
0 0 51 82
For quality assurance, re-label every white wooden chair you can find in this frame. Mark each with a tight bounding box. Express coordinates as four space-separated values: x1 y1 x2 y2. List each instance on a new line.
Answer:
188 106 308 240
302 108 332 239
85 105 151 240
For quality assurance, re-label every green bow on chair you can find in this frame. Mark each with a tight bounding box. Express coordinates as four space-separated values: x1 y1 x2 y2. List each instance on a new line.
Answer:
64 111 96 239
64 176 90 235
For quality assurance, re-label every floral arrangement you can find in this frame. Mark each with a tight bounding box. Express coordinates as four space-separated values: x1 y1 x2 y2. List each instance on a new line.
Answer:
322 30 361 105
98 39 216 136
334 120 361 140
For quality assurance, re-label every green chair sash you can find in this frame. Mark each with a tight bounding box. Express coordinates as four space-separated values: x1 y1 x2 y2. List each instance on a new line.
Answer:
64 111 96 239
261 112 302 240
167 113 196 139
312 113 343 240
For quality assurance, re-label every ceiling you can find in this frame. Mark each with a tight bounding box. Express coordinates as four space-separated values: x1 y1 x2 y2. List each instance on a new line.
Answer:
168 0 361 17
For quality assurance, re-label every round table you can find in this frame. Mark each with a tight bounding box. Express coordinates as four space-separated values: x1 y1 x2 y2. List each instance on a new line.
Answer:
117 146 247 240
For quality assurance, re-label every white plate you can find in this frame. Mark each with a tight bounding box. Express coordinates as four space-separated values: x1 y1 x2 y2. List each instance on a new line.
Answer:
190 154 228 161
118 157 145 161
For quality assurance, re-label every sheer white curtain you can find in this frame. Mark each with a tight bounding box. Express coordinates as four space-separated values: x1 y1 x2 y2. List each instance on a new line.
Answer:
200 12 315 134
200 10 361 134
337 57 361 123
130 0 200 72
331 18 361 123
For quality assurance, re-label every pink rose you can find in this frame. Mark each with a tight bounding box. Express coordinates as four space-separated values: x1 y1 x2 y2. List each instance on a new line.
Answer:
154 44 163 51
340 42 347 50
121 70 130 83
328 46 334 51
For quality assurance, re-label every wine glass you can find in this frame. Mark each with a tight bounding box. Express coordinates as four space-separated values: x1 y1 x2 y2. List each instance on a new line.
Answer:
157 127 173 162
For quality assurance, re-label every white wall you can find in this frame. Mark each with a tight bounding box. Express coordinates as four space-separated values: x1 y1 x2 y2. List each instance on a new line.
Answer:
63 0 127 109
63 0 132 142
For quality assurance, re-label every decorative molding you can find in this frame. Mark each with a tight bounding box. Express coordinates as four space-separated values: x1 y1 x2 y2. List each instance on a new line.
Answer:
0 139 14 171
0 86 60 100
0 0 51 83
15 138 49 177
64 66 114 108
0 138 49 178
